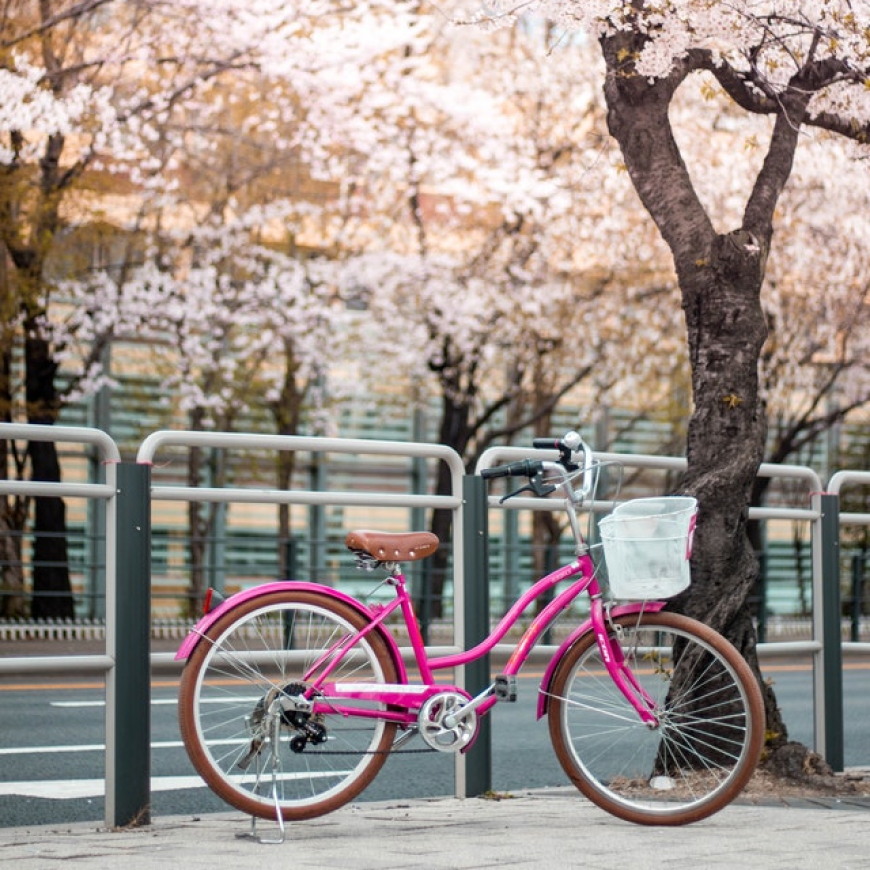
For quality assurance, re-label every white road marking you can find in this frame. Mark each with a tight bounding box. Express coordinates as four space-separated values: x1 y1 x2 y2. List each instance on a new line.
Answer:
0 770 351 799
0 740 185 755
50 699 181 708
50 698 252 708
0 776 207 799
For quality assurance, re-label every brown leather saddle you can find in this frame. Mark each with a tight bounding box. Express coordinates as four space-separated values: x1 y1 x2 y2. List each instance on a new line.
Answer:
344 530 439 563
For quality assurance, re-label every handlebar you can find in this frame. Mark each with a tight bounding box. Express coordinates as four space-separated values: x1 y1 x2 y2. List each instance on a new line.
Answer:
480 430 596 503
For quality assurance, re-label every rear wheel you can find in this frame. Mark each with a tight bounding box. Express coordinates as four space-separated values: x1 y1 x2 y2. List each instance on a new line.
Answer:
178 590 398 820
547 611 764 825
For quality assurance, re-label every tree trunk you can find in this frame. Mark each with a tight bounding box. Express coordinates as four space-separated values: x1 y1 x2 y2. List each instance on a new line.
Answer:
272 340 303 579
674 233 790 749
277 453 295 579
0 346 28 618
420 391 475 620
25 333 74 620
0 504 27 618
531 411 560 615
0 445 28 620
597 33 809 753
187 441 208 619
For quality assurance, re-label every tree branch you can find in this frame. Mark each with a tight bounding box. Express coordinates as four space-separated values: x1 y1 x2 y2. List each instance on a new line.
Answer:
1 0 115 50
694 51 780 115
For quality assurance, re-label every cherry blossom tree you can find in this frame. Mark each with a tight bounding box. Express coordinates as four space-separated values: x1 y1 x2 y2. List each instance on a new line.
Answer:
0 0 439 618
6 0 867 681
666 70 870 485
0 0 342 616
462 0 870 770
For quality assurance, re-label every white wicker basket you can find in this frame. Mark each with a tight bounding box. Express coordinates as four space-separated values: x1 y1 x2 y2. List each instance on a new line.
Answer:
599 497 697 600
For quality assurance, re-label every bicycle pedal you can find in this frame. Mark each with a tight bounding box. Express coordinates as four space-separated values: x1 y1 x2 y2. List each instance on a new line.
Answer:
494 675 517 702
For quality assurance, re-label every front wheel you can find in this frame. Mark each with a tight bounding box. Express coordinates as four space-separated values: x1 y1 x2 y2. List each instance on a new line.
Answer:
178 590 399 821
547 611 764 826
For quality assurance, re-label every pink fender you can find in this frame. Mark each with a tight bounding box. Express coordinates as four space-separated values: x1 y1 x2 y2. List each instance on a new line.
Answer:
174 581 407 683
536 600 667 719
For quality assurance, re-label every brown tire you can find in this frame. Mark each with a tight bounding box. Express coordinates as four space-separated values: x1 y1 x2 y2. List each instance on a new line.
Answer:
178 590 398 820
547 611 764 825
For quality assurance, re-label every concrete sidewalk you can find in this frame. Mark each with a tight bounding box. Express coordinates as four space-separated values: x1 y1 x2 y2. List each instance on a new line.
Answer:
2 789 868 870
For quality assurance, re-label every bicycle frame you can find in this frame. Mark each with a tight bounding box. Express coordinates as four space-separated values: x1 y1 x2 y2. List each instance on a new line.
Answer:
313 554 661 730
177 555 663 738
176 448 664 741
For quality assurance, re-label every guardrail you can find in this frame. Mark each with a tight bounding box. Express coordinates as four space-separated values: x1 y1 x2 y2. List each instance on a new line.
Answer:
828 470 870 662
137 430 477 798
0 423 867 826
0 426 471 826
0 423 142 828
475 445 844 768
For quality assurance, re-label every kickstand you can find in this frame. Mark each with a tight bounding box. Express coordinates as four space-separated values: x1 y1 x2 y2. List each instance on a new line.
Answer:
236 782 286 845
236 809 285 846
235 711 287 845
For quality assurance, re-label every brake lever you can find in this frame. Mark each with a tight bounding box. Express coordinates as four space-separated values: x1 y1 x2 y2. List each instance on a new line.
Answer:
499 472 557 504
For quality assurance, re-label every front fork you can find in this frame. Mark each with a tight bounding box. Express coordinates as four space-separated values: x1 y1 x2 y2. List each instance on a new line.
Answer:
591 597 660 728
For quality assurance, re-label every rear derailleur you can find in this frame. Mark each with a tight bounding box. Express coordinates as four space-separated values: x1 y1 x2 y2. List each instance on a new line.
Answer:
238 683 327 769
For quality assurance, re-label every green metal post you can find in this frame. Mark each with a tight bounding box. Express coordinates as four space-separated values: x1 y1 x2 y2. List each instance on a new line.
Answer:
461 474 491 796
818 492 844 771
107 461 152 826
851 555 863 644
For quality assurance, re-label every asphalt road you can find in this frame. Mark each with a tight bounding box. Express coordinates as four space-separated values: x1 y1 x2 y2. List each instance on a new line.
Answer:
1 662 868 828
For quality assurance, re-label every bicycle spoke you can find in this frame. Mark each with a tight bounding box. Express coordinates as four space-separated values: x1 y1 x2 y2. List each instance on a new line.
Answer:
179 591 398 821
548 612 763 825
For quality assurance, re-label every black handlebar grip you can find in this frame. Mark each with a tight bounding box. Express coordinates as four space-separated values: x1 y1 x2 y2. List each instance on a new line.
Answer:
532 437 561 451
479 466 505 479
481 459 544 479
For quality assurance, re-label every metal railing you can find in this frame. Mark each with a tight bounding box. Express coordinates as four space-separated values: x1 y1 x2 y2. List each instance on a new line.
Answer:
475 445 845 766
829 470 870 661
0 424 137 827
137 430 476 797
0 422 867 826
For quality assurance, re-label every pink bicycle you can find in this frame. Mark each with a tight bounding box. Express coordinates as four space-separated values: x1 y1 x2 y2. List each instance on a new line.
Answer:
176 431 764 827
